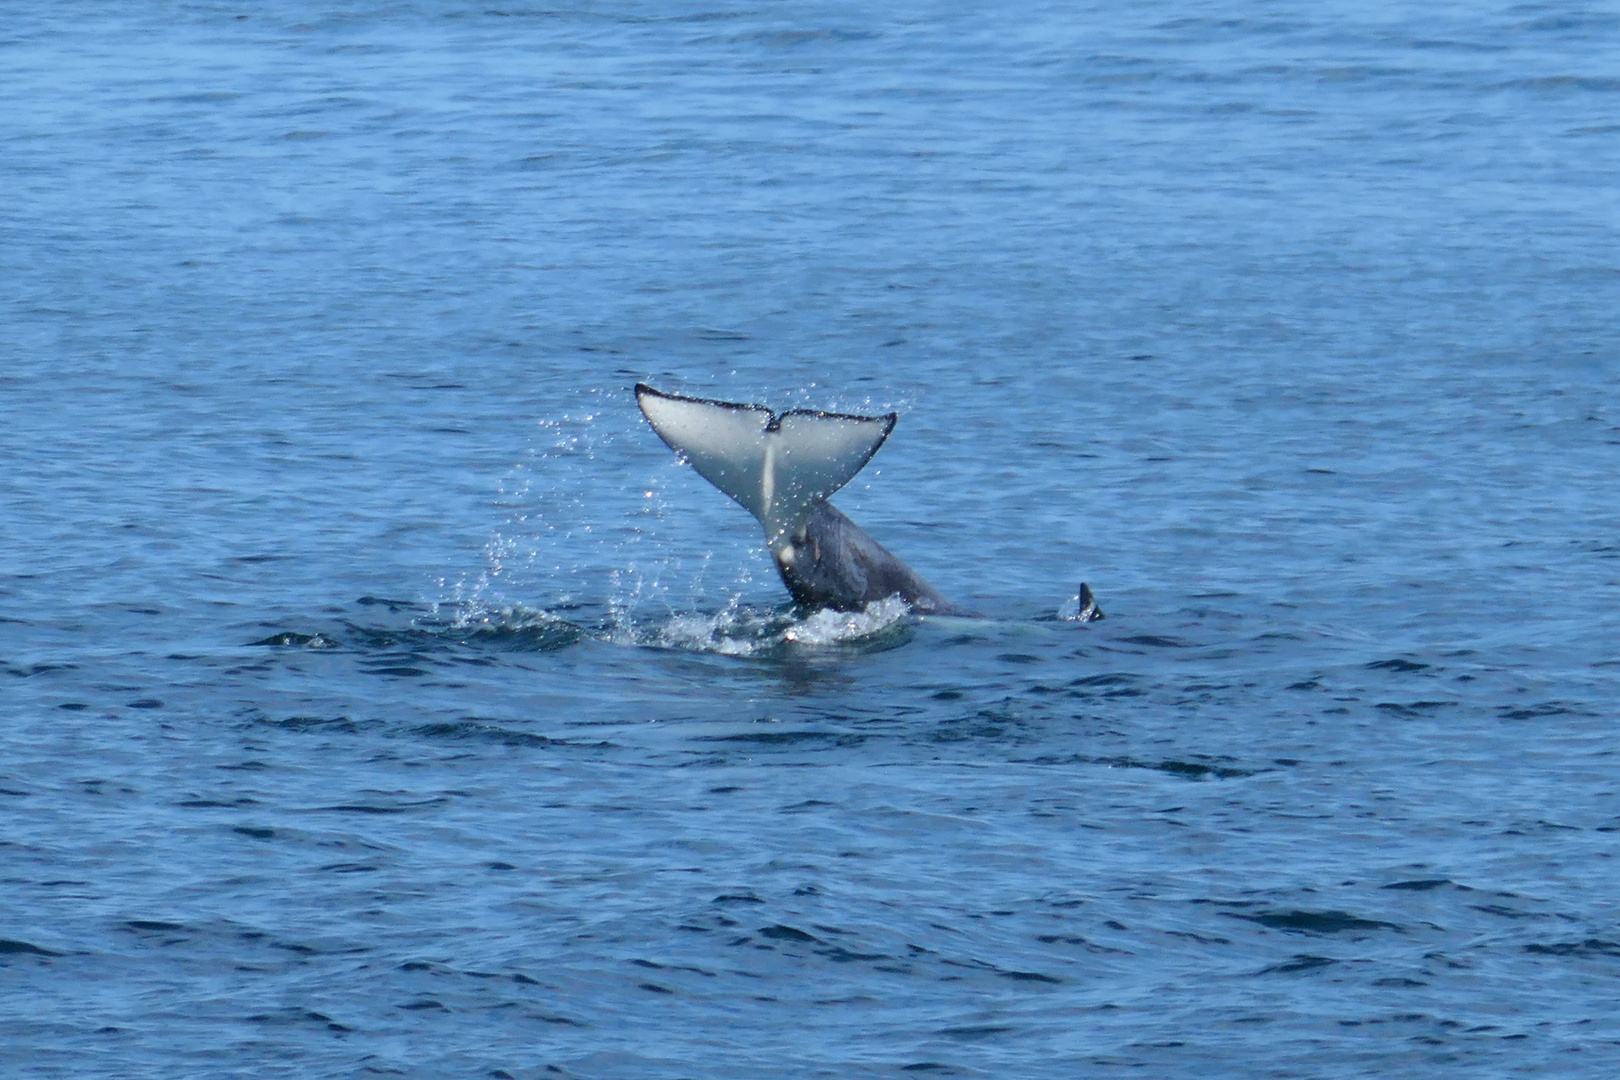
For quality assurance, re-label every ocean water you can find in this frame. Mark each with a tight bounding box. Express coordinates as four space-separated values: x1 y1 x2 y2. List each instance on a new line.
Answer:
4 2 1620 1076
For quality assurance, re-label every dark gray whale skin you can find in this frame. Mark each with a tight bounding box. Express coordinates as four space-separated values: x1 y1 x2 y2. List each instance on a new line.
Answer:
771 500 960 615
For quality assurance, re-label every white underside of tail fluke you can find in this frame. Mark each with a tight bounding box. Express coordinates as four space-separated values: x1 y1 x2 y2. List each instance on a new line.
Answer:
635 384 896 543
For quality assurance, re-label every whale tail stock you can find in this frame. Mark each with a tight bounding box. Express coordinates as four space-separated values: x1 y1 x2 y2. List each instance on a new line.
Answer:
634 383 895 547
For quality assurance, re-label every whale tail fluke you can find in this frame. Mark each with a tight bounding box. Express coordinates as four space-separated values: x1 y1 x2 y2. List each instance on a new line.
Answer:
635 384 896 544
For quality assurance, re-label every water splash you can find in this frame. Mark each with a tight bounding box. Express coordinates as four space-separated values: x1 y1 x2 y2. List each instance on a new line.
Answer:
1056 582 1105 622
648 596 915 657
411 594 916 659
442 385 928 647
445 397 665 618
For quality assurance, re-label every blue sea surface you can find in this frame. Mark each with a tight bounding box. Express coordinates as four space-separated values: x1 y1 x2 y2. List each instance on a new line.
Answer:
4 2 1620 1076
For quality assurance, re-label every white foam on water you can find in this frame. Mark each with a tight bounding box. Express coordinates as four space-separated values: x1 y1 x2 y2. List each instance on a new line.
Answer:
780 596 912 646
654 609 775 656
442 601 568 636
642 595 914 657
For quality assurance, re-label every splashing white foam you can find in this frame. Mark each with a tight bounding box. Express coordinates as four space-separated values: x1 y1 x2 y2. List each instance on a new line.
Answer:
655 611 772 656
647 596 914 657
780 596 912 646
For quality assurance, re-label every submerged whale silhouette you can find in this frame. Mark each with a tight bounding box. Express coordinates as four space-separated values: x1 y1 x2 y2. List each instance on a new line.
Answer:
635 384 1102 620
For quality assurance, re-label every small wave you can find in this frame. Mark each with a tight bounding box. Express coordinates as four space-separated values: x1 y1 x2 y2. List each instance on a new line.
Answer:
439 604 584 653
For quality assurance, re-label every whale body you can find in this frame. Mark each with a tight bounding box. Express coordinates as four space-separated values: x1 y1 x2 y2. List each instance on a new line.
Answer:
635 384 959 614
